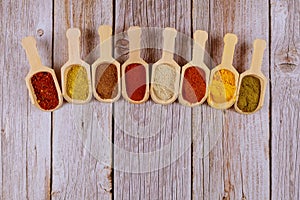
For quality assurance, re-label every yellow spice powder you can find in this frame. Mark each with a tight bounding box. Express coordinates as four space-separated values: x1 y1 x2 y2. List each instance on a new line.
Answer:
66 65 89 100
209 69 236 103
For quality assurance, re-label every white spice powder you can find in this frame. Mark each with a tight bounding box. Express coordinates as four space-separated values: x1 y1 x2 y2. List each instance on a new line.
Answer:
153 64 176 100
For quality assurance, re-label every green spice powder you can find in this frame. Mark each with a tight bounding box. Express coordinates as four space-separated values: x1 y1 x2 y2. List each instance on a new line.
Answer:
66 65 89 100
237 75 261 112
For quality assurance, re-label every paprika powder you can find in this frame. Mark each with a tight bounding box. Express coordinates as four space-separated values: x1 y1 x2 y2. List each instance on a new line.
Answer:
182 67 206 103
125 63 146 101
30 72 59 110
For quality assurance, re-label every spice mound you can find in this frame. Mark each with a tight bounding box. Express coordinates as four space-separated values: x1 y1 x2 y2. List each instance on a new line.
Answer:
153 64 176 101
237 75 261 112
30 72 59 110
96 63 118 99
209 69 236 103
66 65 89 101
182 67 206 103
125 63 146 101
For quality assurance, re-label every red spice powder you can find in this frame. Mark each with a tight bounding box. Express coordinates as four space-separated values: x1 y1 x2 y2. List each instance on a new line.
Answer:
30 72 59 110
125 63 146 101
182 66 206 103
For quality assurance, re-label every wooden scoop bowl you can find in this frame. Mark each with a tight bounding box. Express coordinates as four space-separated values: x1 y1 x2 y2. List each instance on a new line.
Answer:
92 25 121 103
150 27 181 105
234 39 267 114
121 26 149 104
207 33 239 109
61 28 92 104
179 30 209 107
22 36 63 112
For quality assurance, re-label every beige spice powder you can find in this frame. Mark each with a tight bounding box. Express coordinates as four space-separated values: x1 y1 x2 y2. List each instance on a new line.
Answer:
153 64 176 101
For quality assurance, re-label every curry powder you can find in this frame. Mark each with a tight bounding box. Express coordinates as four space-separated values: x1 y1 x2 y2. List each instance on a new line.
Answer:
66 65 89 100
209 69 236 103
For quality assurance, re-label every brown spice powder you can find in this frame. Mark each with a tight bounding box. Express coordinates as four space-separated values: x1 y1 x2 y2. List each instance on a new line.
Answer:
96 63 118 99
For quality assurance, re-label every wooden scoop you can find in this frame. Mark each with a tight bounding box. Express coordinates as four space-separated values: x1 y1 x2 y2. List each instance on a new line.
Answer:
61 28 92 104
22 36 63 112
179 30 209 107
150 27 181 105
234 39 267 114
207 33 239 109
121 26 149 104
92 25 121 103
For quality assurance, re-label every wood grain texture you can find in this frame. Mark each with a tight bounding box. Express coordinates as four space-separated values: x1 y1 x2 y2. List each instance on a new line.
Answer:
212 1 270 199
192 0 270 199
271 0 300 199
191 1 221 199
0 0 52 199
113 0 192 199
51 1 113 199
2 0 300 199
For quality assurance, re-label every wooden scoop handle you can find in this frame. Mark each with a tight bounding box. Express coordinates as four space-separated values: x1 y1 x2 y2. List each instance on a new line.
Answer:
21 37 43 71
66 28 81 62
250 39 267 73
192 30 208 65
221 33 238 66
128 26 141 58
98 25 113 59
162 27 177 60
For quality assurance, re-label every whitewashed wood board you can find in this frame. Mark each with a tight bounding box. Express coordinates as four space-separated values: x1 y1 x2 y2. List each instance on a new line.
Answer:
51 0 113 199
271 0 300 199
1 0 52 199
1 0 300 199
113 0 192 199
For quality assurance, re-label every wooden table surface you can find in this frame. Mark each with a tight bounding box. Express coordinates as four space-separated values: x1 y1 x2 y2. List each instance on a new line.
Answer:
1 0 299 199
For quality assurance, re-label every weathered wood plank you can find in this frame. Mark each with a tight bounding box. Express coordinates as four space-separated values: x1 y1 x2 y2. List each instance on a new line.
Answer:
113 0 192 199
192 0 270 199
271 0 300 199
191 1 217 199
0 0 53 199
51 1 113 199
212 1 270 199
